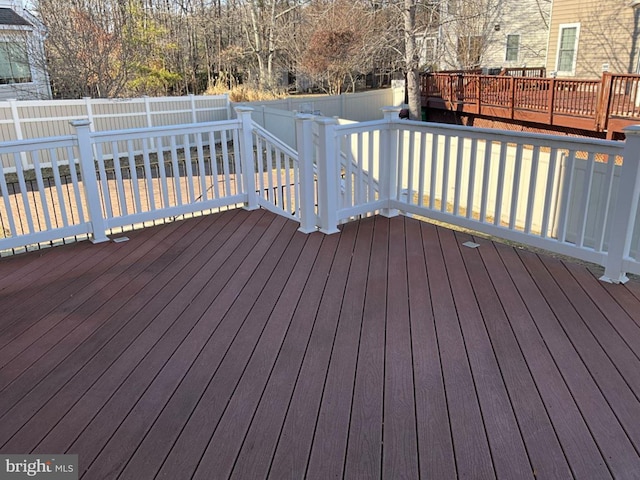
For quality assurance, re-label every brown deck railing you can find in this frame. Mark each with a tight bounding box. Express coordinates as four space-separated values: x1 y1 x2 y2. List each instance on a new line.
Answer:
500 66 546 77
421 71 640 138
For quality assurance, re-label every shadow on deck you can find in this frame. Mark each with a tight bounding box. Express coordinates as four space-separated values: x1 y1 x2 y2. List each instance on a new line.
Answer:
1 208 640 479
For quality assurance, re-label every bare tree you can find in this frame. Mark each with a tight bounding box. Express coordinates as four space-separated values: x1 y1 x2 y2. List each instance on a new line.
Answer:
298 0 382 95
37 0 129 97
404 0 420 119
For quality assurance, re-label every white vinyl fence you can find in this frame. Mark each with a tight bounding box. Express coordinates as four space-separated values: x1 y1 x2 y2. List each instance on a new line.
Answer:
0 94 231 143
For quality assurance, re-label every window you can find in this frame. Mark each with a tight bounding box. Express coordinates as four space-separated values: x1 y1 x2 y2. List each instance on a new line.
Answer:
457 36 482 68
505 34 520 62
417 35 438 67
0 41 31 84
556 23 580 75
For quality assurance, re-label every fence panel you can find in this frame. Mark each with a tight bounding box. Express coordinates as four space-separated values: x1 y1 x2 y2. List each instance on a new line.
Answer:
0 95 230 145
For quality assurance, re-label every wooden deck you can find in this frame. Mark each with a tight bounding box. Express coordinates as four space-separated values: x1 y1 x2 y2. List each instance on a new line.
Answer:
2 208 640 479
421 72 640 139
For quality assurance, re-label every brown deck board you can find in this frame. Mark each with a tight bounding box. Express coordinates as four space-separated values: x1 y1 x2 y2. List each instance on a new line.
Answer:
0 215 201 384
305 218 373 480
227 233 338 480
268 220 358 479
459 232 572 479
441 228 533 479
343 216 387 479
2 210 640 479
383 216 419 478
1 209 262 450
0 239 115 345
517 249 640 477
409 220 456 479
0 210 240 417
493 241 612 479
423 223 496 479
536 256 640 452
64 213 291 475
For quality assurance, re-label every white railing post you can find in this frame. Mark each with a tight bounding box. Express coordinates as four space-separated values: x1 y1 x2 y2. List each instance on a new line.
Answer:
601 125 640 283
380 106 402 217
71 120 109 244
315 117 340 234
235 106 259 210
296 114 317 233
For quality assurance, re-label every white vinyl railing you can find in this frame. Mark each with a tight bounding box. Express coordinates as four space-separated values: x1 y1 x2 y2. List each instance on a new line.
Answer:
305 107 640 283
2 104 640 283
0 107 308 253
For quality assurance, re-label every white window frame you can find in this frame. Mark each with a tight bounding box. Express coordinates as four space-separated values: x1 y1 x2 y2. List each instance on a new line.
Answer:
505 34 520 62
555 22 580 76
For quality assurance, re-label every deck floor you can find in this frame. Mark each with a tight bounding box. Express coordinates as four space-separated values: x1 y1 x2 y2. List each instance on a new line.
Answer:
2 208 640 479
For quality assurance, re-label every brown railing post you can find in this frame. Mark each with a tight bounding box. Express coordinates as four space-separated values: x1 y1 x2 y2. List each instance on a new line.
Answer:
476 76 481 115
596 73 614 132
509 76 516 119
547 78 556 125
449 74 456 108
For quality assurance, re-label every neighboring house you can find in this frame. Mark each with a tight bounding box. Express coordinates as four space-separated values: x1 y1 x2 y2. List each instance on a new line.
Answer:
546 0 640 77
0 0 51 100
434 0 551 71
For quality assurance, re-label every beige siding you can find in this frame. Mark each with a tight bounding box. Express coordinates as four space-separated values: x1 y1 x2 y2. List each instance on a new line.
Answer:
482 0 551 69
547 0 638 77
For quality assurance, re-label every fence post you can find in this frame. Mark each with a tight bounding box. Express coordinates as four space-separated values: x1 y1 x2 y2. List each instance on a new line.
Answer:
70 120 109 244
295 114 317 233
189 94 198 123
235 106 259 210
83 97 95 131
380 106 402 217
315 117 340 234
8 99 28 169
601 125 640 283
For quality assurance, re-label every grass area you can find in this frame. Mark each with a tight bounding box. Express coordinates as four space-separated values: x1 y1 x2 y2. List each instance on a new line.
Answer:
205 79 288 103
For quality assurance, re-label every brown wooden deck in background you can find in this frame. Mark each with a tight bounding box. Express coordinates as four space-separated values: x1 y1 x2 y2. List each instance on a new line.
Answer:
422 72 640 139
2 208 640 479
